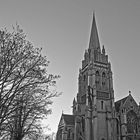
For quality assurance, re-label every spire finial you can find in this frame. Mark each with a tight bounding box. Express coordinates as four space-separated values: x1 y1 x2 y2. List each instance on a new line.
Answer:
89 12 100 50
102 45 105 54
73 98 76 104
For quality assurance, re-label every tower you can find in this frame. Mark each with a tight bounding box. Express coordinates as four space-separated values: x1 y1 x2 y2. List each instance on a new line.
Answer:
73 13 116 140
57 13 140 140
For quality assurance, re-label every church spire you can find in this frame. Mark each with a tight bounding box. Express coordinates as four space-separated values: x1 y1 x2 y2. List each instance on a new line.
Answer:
89 12 100 50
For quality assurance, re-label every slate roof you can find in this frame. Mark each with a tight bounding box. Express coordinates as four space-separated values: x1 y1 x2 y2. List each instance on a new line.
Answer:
62 114 75 125
115 96 128 112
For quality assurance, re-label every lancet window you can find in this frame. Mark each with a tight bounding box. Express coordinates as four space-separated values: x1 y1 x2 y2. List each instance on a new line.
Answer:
127 110 138 134
95 71 100 88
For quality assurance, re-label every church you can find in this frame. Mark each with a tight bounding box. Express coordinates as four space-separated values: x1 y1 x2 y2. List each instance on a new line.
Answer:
56 14 140 140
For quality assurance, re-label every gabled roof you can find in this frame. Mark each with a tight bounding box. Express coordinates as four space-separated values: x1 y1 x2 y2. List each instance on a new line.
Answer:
115 93 139 113
62 114 75 125
115 95 128 112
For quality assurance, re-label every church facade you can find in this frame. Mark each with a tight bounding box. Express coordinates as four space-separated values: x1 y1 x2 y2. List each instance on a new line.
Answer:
56 14 140 140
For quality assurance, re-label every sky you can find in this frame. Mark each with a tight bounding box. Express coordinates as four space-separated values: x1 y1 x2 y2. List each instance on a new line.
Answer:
0 0 140 134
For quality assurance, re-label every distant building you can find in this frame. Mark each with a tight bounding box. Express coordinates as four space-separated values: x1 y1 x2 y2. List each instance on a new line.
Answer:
56 13 140 140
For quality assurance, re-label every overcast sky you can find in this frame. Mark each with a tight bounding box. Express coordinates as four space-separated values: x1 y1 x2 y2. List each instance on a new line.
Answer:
0 0 140 134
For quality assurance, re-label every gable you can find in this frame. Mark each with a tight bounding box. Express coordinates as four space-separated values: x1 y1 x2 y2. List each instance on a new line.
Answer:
63 114 75 125
123 94 139 113
115 94 139 114
115 96 128 112
58 115 65 127
58 114 75 131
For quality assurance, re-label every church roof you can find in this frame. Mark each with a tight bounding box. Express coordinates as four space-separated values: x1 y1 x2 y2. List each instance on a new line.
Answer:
62 114 75 125
115 96 128 112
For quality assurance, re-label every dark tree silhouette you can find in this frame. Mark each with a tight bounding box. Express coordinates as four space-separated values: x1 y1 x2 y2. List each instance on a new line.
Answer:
0 26 60 140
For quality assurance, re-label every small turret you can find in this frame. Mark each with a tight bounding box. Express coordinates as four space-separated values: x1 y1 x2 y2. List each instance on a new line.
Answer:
73 98 77 114
102 45 105 54
73 98 76 105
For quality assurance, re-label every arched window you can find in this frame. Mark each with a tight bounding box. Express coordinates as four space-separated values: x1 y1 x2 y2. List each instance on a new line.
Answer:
83 75 86 81
102 72 106 77
127 110 138 134
68 129 71 138
96 71 100 76
57 129 62 140
78 104 81 112
116 119 120 134
72 133 74 139
101 101 104 109
95 71 100 88
81 116 85 132
102 72 106 87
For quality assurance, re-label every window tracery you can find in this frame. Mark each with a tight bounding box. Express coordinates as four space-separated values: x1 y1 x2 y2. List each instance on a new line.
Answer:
95 71 100 88
127 110 138 134
101 101 103 109
102 72 106 88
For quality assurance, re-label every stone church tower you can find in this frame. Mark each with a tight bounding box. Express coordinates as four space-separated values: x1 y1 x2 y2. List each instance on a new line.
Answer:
72 13 116 140
56 13 140 140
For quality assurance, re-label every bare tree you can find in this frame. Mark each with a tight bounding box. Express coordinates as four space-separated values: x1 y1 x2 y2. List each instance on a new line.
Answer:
0 26 59 140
